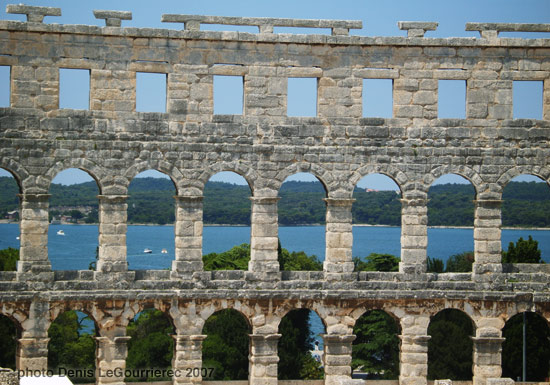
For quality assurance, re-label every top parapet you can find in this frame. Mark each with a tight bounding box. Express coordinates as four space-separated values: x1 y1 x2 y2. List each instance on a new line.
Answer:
4 3 550 41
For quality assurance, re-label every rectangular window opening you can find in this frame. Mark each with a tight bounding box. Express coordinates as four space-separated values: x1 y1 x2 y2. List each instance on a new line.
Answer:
287 77 317 117
363 78 393 118
213 75 244 115
0 65 10 107
136 72 167 113
513 80 543 119
59 68 90 110
438 80 466 119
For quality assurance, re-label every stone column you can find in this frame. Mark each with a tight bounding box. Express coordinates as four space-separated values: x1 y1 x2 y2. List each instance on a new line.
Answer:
17 194 52 279
472 336 505 385
473 200 503 274
95 336 131 385
16 337 49 372
172 196 203 278
249 334 280 385
97 195 128 273
399 334 430 385
172 334 206 385
249 197 280 274
400 198 428 275
322 334 356 385
544 78 550 121
324 199 355 275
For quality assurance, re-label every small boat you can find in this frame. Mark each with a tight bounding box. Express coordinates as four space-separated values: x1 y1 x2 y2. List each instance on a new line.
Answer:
57 230 65 236
143 248 152 254
15 236 19 240
161 248 168 254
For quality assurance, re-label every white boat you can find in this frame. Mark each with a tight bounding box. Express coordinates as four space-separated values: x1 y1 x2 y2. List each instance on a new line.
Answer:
143 248 152 253
57 230 65 236
16 236 19 240
161 248 168 254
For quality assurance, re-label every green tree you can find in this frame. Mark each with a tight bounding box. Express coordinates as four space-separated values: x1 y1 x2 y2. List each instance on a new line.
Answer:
502 236 542 263
203 243 250 270
202 309 251 380
445 251 474 272
0 315 18 369
352 310 399 379
502 312 550 381
0 247 18 271
353 253 400 272
278 309 323 380
126 309 174 382
48 311 96 383
427 257 444 273
427 309 473 380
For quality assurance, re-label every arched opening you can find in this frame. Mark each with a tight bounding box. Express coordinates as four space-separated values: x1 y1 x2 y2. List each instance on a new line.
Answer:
49 168 99 270
202 309 251 380
352 174 401 272
48 310 97 383
125 308 174 382
278 173 325 271
427 174 475 272
0 314 20 369
502 174 550 264
0 168 21 271
202 171 251 270
428 309 474 380
127 170 175 270
278 308 325 380
352 309 400 379
502 311 550 381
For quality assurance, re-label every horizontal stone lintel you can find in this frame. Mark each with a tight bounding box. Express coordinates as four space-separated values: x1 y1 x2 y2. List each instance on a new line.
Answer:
6 4 61 23
161 14 362 33
466 22 550 33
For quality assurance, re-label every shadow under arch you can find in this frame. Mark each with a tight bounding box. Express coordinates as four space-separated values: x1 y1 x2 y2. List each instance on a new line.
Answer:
502 311 550 381
352 308 401 379
0 313 21 370
427 308 475 380
201 308 252 381
47 309 97 383
125 307 175 382
277 307 326 380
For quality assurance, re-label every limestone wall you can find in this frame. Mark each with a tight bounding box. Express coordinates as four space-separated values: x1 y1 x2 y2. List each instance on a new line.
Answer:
0 5 549 385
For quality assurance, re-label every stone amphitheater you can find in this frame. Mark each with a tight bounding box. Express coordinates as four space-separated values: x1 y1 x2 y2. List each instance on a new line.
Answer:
0 4 549 385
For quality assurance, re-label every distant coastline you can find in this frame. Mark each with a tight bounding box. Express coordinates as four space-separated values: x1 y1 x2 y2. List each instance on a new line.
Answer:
1 219 549 232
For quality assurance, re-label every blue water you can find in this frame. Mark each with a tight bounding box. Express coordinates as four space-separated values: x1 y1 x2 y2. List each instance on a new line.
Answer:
1 223 549 270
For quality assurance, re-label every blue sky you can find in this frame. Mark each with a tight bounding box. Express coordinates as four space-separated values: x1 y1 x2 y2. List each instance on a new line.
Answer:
0 0 548 188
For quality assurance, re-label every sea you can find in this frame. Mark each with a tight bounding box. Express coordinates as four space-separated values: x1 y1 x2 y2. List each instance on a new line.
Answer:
1 223 549 346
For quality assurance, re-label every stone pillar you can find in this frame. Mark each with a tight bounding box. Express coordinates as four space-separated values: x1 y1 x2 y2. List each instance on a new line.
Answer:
17 194 52 279
249 334 280 385
473 200 503 274
172 334 206 385
544 78 550 121
400 198 428 275
472 336 505 385
16 337 49 372
324 199 355 275
172 196 204 278
97 195 128 273
323 334 356 385
95 336 131 385
249 197 280 273
399 334 431 385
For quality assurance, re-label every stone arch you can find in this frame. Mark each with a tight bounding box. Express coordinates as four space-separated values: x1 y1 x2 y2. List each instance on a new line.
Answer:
0 159 27 193
497 165 550 192
428 308 475 380
197 300 254 330
48 301 100 333
274 162 332 196
198 161 256 195
0 312 21 370
45 158 105 194
123 160 182 195
426 165 483 198
349 164 408 197
351 307 401 379
502 310 550 381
